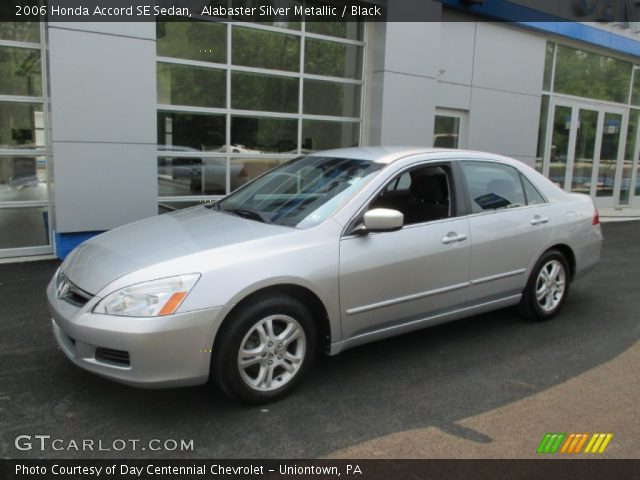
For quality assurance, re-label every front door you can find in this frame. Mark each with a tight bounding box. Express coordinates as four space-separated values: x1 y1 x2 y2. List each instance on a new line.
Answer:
339 163 471 341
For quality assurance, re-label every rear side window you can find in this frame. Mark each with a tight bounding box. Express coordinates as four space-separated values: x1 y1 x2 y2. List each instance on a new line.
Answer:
521 173 546 205
461 161 526 212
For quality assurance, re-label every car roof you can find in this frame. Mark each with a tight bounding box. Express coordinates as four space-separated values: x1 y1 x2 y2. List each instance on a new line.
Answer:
309 146 519 166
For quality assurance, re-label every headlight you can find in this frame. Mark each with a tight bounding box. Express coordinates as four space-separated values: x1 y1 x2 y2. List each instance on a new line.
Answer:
93 274 200 317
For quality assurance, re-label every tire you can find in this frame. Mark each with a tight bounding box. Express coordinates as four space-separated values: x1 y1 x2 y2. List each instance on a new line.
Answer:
519 249 570 322
211 294 316 404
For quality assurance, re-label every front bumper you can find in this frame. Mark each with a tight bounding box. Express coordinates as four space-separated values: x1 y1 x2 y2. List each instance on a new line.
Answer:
47 277 225 388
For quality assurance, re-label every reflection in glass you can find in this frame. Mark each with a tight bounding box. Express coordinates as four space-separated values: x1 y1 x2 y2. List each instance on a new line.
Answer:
302 120 358 151
0 206 49 249
0 46 42 96
554 45 632 104
306 21 362 40
0 156 47 202
232 72 298 113
157 157 231 196
597 113 622 197
232 27 300 71
303 79 360 117
571 109 598 193
0 102 45 148
231 116 297 152
620 110 638 204
536 95 549 172
157 22 226 64
304 39 362 79
231 157 284 188
549 105 572 188
157 63 225 108
157 112 225 151
631 67 640 107
542 42 554 91
0 23 40 43
433 115 460 148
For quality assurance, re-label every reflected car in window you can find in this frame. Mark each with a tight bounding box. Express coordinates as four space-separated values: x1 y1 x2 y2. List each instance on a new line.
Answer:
47 148 602 404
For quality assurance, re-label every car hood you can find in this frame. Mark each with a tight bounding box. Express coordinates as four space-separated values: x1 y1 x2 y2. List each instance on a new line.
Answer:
61 207 291 294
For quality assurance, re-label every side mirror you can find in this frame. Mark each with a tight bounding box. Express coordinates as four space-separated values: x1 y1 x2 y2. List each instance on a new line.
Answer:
362 208 404 233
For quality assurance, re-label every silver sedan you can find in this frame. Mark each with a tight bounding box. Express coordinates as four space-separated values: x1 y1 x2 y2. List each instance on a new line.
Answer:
47 147 602 403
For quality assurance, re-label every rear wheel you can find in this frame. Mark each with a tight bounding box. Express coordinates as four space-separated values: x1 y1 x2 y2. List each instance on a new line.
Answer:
211 294 316 404
520 249 570 321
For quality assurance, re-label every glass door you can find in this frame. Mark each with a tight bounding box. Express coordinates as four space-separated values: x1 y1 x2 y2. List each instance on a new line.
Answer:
545 100 626 207
569 108 598 194
546 104 573 188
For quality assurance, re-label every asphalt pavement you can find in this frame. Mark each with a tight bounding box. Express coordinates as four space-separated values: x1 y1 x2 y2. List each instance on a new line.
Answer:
0 221 638 459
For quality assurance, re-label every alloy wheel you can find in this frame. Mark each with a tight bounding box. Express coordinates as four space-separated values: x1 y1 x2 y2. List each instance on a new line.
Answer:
237 315 306 392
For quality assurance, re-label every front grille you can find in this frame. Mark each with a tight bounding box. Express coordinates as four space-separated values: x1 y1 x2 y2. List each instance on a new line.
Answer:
56 272 93 307
95 347 130 367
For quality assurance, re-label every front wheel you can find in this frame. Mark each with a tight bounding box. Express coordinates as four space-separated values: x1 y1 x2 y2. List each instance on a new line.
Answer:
211 294 316 404
519 249 570 321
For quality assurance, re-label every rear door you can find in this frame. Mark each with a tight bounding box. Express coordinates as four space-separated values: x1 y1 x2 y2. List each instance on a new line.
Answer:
460 160 552 304
339 162 471 340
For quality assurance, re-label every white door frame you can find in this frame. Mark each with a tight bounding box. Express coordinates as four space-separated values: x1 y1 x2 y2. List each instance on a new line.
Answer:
545 97 627 208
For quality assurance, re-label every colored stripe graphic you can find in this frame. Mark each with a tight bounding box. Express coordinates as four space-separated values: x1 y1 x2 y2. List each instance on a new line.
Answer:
585 434 613 454
539 433 613 454
537 433 566 453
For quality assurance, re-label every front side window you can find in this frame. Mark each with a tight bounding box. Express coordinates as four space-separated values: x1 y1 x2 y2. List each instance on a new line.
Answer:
369 165 453 225
213 156 382 229
461 161 526 212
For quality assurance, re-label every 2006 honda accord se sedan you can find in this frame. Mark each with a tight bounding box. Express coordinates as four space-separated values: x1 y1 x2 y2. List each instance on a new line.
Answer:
48 147 602 403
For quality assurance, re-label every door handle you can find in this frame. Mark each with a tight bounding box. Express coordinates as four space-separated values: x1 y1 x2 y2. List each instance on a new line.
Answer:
442 232 468 244
530 215 549 225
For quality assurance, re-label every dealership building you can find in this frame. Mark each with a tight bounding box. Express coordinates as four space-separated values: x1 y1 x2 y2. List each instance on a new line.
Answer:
1 0 640 260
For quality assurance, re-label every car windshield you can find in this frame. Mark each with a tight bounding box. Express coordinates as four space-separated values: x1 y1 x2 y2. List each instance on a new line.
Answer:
212 156 383 228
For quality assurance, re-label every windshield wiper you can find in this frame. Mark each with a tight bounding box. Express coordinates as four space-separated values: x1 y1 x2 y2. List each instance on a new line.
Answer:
223 207 268 223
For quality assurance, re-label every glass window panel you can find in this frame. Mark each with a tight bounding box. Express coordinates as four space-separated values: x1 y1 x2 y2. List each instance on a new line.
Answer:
0 207 49 249
596 112 622 197
232 72 298 113
158 157 228 196
157 21 226 63
433 115 460 148
306 21 362 41
303 79 360 117
521 174 546 205
0 46 42 96
159 200 213 214
536 95 550 172
302 120 359 151
0 23 40 43
231 157 285 187
304 38 362 79
157 112 226 151
157 63 225 108
549 105 572 188
631 68 640 107
554 45 632 104
0 102 44 148
230 0 302 29
460 162 526 212
232 27 300 72
571 109 598 193
620 110 639 204
231 116 297 152
0 156 47 202
542 42 554 91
